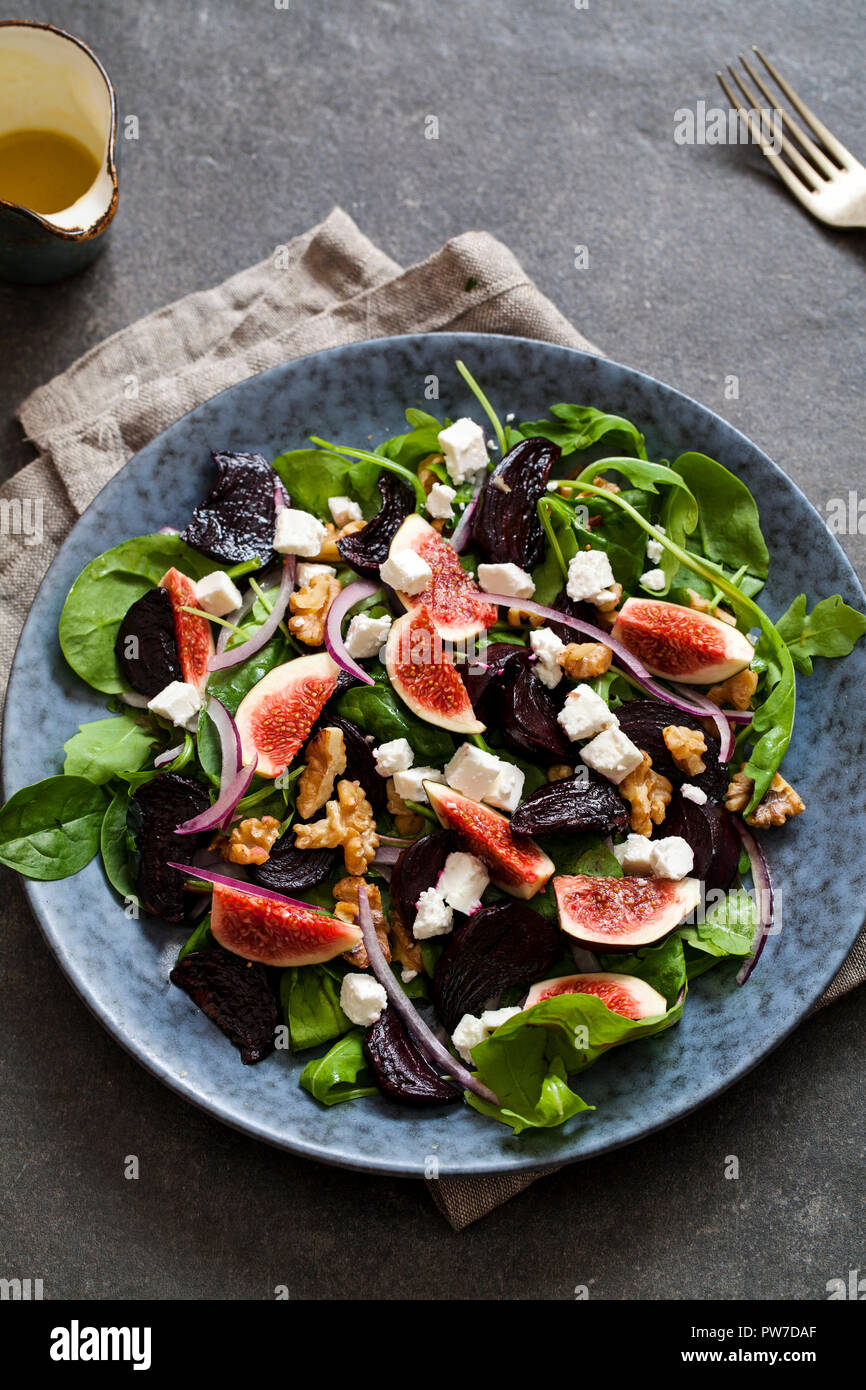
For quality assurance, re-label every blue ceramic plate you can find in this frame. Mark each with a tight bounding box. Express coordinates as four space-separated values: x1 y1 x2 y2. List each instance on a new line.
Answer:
4 334 865 1176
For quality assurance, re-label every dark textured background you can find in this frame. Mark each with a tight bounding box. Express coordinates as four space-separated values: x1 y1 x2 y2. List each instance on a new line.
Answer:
1 0 864 1299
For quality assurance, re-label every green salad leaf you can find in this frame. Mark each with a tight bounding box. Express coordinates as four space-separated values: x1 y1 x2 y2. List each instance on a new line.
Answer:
272 447 382 520
520 404 648 460
299 1029 378 1106
176 915 214 963
336 676 454 763
675 890 754 977
671 452 769 580
99 787 138 903
775 593 866 675
0 775 106 879
63 713 156 784
280 964 351 1052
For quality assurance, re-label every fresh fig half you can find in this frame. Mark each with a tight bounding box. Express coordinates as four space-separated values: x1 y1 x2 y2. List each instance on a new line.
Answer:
247 841 338 893
386 513 498 641
170 948 277 1064
663 791 740 891
433 899 560 1031
310 714 385 811
181 450 279 568
554 873 701 950
210 880 361 966
363 1009 462 1106
128 773 210 921
612 597 754 684
510 771 630 837
114 586 182 697
614 699 727 799
471 436 559 570
389 830 455 931
524 971 666 1019
337 472 414 577
425 781 554 899
385 607 484 735
234 651 340 778
159 567 214 693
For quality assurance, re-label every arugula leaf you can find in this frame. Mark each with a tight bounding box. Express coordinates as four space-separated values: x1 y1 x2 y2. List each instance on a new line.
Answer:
272 448 382 519
99 787 139 903
520 404 648 460
63 713 155 785
280 964 351 1052
299 1030 378 1106
775 593 866 675
671 452 769 579
0 776 106 879
336 678 454 763
574 456 693 497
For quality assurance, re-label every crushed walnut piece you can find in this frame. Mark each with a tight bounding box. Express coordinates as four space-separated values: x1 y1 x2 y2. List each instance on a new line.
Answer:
315 518 366 563
547 763 574 782
706 668 758 711
594 581 623 615
296 726 347 820
210 815 281 867
386 778 425 837
333 876 391 968
294 778 379 875
725 770 805 827
558 641 613 680
288 571 341 647
618 753 672 836
591 474 621 494
685 588 737 627
417 454 445 495
663 725 707 776
506 606 545 628
388 906 425 976
724 770 753 813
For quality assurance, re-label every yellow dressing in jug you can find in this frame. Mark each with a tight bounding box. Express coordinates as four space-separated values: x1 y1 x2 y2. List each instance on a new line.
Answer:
0 129 100 215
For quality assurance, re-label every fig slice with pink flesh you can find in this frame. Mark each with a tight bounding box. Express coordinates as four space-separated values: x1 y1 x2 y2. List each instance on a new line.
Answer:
554 873 701 950
384 607 484 735
524 971 667 1019
611 597 754 684
210 880 361 967
386 513 497 641
160 567 215 692
425 780 553 899
234 651 340 778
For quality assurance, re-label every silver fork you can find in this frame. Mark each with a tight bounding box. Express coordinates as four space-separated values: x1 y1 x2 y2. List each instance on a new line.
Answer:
717 47 866 228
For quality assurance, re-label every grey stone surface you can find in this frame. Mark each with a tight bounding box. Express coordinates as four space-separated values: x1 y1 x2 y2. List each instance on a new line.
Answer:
1 0 864 1297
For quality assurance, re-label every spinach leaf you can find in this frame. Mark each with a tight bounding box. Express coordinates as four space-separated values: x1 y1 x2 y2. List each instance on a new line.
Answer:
520 404 648 460
299 1030 378 1106
99 787 138 903
280 964 351 1052
272 448 381 519
676 890 754 963
574 456 692 497
671 452 769 579
335 678 454 763
377 409 445 471
58 534 223 695
775 593 866 675
468 1056 592 1134
0 775 106 879
63 713 156 785
176 915 214 963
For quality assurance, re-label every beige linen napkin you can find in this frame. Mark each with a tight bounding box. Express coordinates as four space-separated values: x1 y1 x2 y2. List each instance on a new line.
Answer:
1 208 862 1230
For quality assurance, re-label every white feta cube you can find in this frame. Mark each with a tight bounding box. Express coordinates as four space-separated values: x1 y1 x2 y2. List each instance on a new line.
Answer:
373 737 414 777
579 726 644 783
530 626 565 689
444 743 502 802
612 833 655 875
412 886 454 939
344 613 392 659
379 548 432 596
645 537 665 563
476 561 535 600
328 495 362 528
680 783 708 805
451 1013 489 1064
557 684 619 741
391 766 445 803
339 973 388 1026
295 561 337 587
648 836 695 880
192 571 243 618
426 481 456 520
640 568 667 592
147 680 203 733
566 549 617 605
487 761 524 812
274 507 327 558
437 851 489 915
480 1006 521 1031
438 417 489 484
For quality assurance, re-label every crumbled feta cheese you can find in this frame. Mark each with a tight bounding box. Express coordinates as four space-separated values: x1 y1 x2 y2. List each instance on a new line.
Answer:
193 571 243 618
487 438 497 451
476 562 535 600
426 481 457 520
413 886 454 939
339 973 388 1026
328 495 362 527
438 418 489 484
295 561 337 587
373 737 414 777
613 833 655 875
566 548 618 605
444 743 501 802
147 680 203 732
451 1006 522 1063
481 1006 521 1031
487 760 524 812
379 548 432 595
579 726 644 783
274 507 328 558
680 783 708 805
557 684 619 741
645 537 664 563
437 851 489 915
648 836 694 880
505 412 515 423
401 968 418 983
392 766 445 803
640 568 667 592
344 613 392 659
530 626 565 689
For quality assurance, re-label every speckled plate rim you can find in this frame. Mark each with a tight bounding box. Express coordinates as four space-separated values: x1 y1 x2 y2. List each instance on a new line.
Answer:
4 332 865 1178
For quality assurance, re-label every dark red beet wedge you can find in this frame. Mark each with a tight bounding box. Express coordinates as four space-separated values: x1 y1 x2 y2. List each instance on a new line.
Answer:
363 1009 462 1106
170 948 277 1064
663 791 740 891
471 436 560 569
181 451 279 567
337 473 414 577
248 841 338 893
498 655 573 765
114 586 181 697
390 831 455 931
434 900 560 1032
128 773 210 920
511 771 630 836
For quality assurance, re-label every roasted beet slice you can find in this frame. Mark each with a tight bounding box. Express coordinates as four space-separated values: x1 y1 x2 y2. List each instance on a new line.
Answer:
547 587 602 645
471 437 559 569
511 771 630 837
363 1009 462 1106
311 714 385 811
663 792 740 891
337 473 414 577
434 900 560 1032
181 451 278 567
615 699 728 799
114 586 181 697
457 641 525 721
128 772 210 920
390 831 455 931
170 948 277 1064
498 655 573 765
248 841 337 893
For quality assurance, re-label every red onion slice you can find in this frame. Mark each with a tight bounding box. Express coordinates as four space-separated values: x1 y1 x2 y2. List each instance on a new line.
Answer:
356 889 500 1106
154 741 185 768
372 845 403 866
175 757 259 835
208 557 293 672
167 862 328 912
672 683 736 762
450 470 486 552
206 697 242 794
734 822 775 985
323 578 380 685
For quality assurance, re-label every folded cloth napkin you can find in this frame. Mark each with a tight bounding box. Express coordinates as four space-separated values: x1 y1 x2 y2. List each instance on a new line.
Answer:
1 208 863 1231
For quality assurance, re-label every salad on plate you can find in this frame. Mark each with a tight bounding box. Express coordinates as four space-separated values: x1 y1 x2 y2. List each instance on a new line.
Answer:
2 360 864 1134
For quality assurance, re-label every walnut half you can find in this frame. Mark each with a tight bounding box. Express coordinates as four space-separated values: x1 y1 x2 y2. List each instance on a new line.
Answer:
210 815 281 866
289 572 341 647
726 770 805 827
296 726 346 820
663 724 706 776
618 752 672 836
294 778 379 875
706 668 758 711
558 641 613 680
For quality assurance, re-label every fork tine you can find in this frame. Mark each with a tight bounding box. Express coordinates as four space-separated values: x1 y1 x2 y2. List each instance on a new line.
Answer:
738 52 837 178
726 63 823 189
752 46 856 168
716 70 816 205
